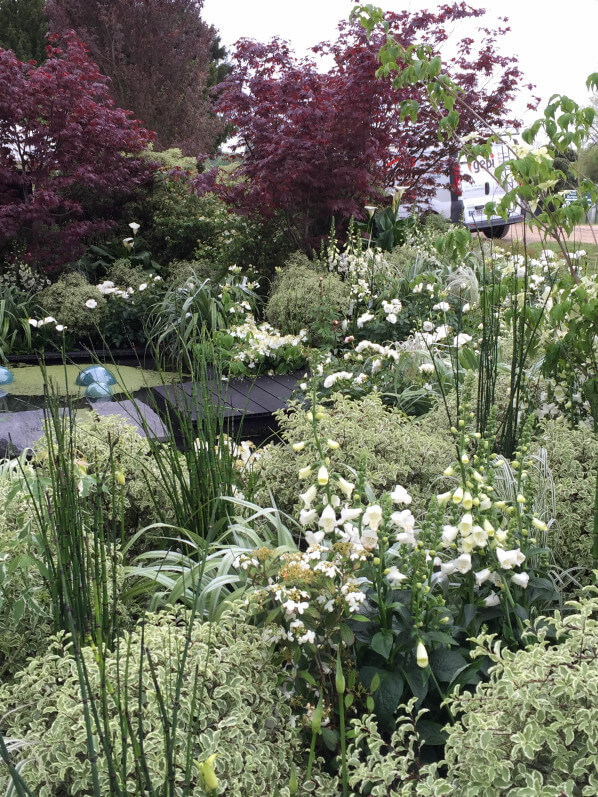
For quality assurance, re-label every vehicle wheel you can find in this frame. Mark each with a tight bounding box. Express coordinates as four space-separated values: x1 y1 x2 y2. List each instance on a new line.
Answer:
483 224 508 239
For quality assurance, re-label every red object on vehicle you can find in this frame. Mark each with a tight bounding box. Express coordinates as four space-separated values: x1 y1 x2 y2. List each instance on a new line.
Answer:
452 161 462 196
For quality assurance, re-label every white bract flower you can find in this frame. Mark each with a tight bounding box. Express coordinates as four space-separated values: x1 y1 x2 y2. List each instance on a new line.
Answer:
129 222 140 234
85 299 98 309
138 283 148 291
55 324 67 332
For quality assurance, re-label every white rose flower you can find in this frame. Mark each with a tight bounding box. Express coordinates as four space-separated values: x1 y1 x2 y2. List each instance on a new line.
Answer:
85 299 98 309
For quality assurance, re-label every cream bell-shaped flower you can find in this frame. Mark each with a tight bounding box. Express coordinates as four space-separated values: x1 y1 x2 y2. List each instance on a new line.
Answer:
318 504 337 534
441 524 459 546
387 566 408 587
461 491 473 511
437 491 452 506
317 465 329 486
452 486 464 504
390 484 412 505
416 641 429 668
298 465 312 480
455 553 472 574
484 591 501 607
363 504 383 532
474 568 492 587
299 508 318 527
511 571 530 588
340 505 362 523
305 530 325 547
361 528 378 551
299 484 317 509
496 547 525 570
391 509 415 535
470 525 488 548
337 476 355 500
458 513 474 536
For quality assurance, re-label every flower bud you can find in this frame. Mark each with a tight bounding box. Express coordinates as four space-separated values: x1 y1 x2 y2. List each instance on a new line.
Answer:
327 438 340 450
317 465 329 485
292 441 306 452
336 651 346 694
298 465 312 479
416 641 428 669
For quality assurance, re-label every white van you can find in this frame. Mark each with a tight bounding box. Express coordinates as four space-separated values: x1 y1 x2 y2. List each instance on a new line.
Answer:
396 142 525 238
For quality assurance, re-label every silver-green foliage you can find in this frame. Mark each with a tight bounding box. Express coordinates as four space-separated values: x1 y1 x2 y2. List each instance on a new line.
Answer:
0 605 336 796
251 392 454 515
345 589 598 796
540 418 598 571
34 411 180 545
265 252 350 346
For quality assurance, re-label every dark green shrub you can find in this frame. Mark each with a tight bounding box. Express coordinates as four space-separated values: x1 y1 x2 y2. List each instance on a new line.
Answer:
265 252 350 346
251 392 454 516
0 605 337 795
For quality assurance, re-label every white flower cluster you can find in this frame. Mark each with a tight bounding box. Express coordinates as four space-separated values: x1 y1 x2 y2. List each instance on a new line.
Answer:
382 298 403 324
228 314 308 370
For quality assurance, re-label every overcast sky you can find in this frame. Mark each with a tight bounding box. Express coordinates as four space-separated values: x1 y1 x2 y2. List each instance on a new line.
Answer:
202 0 598 125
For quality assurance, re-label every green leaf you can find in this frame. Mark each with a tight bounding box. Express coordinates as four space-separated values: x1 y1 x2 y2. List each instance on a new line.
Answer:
429 648 469 684
371 630 393 660
416 720 447 746
340 623 355 646
321 727 338 751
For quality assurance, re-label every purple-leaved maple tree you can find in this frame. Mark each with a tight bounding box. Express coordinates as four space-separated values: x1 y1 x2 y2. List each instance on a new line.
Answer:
0 31 154 271
198 4 533 253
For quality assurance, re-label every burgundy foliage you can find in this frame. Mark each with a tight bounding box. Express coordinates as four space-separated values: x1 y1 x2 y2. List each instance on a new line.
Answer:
199 4 531 252
46 0 227 156
0 32 154 271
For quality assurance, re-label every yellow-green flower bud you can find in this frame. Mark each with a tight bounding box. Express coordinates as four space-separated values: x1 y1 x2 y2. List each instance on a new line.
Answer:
317 465 329 485
298 465 312 479
532 517 548 532
416 641 428 668
327 438 340 450
312 696 323 733
336 651 346 694
292 441 306 452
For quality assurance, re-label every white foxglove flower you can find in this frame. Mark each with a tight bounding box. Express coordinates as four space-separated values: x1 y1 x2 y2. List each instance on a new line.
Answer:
511 571 530 588
455 553 472 574
458 513 474 536
361 528 378 551
318 504 337 534
387 566 408 587
484 591 501 607
363 504 383 532
299 484 317 508
338 477 355 500
474 568 492 587
496 547 526 570
305 530 325 547
340 505 362 523
441 524 459 546
317 465 329 486
416 641 429 668
390 484 412 505
299 508 318 527
298 465 312 480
